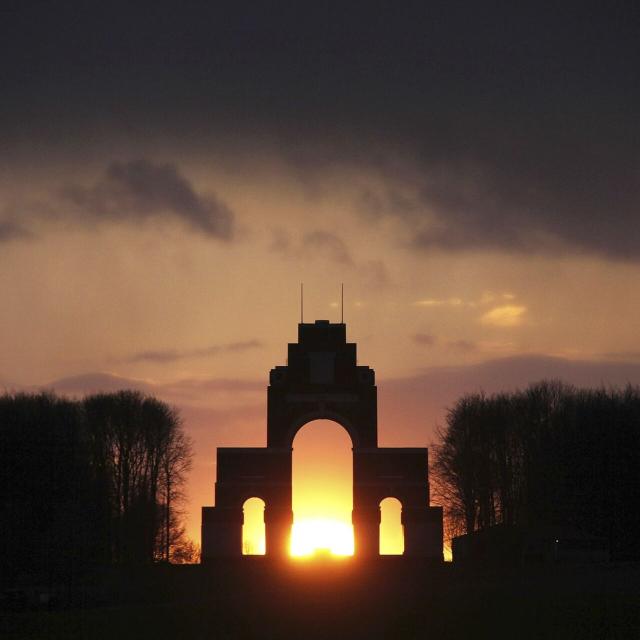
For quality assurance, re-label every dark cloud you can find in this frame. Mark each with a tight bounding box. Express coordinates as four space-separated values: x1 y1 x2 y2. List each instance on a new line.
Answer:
62 159 234 239
358 122 640 262
125 339 263 364
0 220 31 242
413 333 436 346
2 4 639 260
413 143 640 260
302 231 353 265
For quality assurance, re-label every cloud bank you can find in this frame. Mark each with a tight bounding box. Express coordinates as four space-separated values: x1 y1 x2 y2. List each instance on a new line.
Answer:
1 159 235 242
62 159 234 239
2 5 638 262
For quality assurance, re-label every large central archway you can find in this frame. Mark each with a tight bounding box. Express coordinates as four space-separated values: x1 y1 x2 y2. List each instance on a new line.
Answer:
290 420 353 556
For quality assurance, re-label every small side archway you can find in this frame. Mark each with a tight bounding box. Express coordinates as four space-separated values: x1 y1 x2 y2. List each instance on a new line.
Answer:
379 497 404 555
242 497 265 555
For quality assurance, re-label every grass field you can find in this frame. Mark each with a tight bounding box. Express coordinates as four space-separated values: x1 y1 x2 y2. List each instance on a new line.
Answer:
2 559 639 639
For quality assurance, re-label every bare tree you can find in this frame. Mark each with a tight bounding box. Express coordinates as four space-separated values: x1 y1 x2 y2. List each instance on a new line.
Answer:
83 391 193 564
432 380 640 560
158 420 193 562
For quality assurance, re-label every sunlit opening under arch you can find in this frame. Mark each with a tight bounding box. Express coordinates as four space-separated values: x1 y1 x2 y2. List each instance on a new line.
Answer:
290 420 354 557
379 497 404 555
242 497 265 555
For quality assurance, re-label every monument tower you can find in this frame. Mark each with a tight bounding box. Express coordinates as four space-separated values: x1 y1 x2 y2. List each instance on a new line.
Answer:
201 320 443 560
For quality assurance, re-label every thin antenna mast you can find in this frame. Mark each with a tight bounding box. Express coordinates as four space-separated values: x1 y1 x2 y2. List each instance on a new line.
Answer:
300 283 304 323
341 283 344 323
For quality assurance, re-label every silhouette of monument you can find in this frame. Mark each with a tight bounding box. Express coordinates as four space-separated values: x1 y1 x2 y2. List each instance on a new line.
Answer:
201 321 443 559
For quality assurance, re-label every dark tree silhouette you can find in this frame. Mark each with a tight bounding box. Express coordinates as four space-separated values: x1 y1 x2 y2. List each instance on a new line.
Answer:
83 391 193 564
432 381 640 559
0 390 193 584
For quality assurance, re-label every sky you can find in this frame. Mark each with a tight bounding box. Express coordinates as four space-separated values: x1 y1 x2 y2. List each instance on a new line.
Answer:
1 2 640 545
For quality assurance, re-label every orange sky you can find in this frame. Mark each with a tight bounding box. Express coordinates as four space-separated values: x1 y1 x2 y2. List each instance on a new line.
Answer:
2 141 640 551
2 3 640 559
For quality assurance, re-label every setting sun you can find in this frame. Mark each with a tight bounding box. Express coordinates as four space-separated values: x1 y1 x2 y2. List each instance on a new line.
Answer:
290 519 354 557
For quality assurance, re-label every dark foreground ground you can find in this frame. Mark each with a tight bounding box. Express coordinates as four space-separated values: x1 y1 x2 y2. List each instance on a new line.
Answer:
2 559 639 640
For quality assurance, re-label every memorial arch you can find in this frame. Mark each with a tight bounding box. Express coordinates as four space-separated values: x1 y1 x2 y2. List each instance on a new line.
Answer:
201 320 443 560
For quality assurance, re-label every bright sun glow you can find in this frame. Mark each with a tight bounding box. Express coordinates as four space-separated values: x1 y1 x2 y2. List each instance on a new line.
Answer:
244 421 404 558
290 421 354 557
290 519 354 557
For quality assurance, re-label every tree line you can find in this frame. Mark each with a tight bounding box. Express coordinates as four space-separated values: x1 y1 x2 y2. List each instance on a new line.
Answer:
0 390 195 582
433 380 640 559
